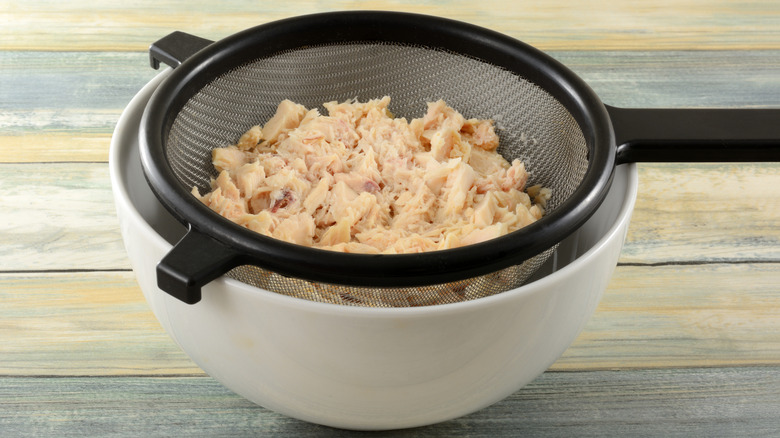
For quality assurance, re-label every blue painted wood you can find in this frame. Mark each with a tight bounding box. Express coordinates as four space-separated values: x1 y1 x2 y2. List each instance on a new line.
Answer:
1 368 778 436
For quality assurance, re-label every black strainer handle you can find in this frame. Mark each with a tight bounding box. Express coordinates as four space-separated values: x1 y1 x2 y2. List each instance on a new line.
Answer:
607 106 780 164
149 31 214 70
157 229 241 304
148 31 230 304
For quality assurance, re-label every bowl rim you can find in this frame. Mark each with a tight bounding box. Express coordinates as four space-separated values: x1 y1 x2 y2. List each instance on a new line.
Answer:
111 69 639 317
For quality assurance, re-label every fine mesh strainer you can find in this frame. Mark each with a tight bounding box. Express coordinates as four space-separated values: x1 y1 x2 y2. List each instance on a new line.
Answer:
139 11 780 306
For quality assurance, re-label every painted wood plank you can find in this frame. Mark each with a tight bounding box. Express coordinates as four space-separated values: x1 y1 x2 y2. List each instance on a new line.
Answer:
554 263 780 370
551 50 780 109
3 0 780 51
1 368 778 436
622 163 780 264
0 134 112 163
0 271 203 376
0 163 131 271
1 1 776 433
1 162 776 272
2 50 778 163
1 264 777 376
0 51 152 162
0 52 155 115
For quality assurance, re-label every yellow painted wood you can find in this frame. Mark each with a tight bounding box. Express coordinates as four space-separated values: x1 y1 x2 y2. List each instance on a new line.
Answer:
0 134 111 163
3 0 780 52
0 271 203 376
1 264 777 376
554 263 780 371
622 163 780 263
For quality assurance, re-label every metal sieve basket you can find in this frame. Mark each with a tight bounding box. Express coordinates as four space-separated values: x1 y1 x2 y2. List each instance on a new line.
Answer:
139 11 780 307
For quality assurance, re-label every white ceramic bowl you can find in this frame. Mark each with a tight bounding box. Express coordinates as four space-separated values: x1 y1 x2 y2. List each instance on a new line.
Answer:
110 70 638 430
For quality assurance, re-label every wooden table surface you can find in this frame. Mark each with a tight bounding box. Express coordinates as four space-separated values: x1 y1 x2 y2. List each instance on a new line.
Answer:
2 1 779 436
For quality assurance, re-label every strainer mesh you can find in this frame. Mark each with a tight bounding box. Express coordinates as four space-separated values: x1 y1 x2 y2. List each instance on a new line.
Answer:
165 42 589 307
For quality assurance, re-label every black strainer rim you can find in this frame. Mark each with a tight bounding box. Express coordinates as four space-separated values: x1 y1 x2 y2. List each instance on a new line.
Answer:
139 10 615 303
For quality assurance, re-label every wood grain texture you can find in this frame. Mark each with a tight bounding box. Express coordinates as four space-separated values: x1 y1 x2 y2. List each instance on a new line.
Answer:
2 1 779 434
1 368 778 436
1 264 777 376
552 50 780 109
0 134 111 163
2 162 776 272
3 0 780 51
2 50 778 163
555 263 780 370
0 271 201 376
623 163 780 264
0 51 154 163
0 164 130 271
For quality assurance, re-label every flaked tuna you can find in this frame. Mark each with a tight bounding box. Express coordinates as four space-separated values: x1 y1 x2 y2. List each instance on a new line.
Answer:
193 97 550 253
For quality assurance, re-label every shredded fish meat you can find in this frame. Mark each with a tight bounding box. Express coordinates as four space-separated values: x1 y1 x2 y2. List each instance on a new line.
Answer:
193 97 550 254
